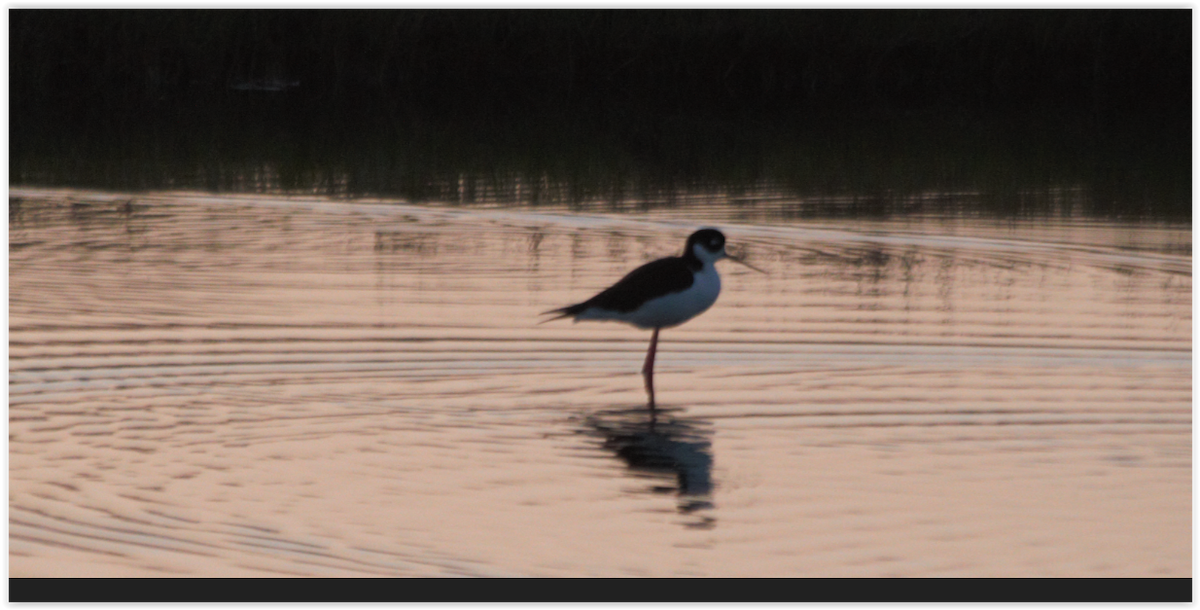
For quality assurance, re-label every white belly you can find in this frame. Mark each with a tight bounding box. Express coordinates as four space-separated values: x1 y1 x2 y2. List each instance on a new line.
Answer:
584 264 722 329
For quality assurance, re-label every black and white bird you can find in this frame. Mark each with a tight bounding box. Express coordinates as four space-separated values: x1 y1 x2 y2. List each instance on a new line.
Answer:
543 228 762 408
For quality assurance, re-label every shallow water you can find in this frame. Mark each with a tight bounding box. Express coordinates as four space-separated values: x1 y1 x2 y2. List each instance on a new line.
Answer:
8 187 1191 577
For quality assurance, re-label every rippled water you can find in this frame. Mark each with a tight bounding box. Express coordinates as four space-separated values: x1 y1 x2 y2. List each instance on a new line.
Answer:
9 187 1191 577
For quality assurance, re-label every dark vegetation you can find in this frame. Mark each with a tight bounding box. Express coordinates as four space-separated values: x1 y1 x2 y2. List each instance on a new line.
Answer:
9 10 1191 218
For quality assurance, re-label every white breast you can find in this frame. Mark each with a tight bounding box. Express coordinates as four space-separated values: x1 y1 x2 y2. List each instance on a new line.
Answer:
622 262 722 329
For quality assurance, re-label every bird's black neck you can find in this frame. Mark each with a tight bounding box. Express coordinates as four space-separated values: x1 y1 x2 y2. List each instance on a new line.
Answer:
679 246 703 272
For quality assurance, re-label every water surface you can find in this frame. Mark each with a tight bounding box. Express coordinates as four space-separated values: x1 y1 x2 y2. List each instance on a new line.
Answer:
9 187 1190 577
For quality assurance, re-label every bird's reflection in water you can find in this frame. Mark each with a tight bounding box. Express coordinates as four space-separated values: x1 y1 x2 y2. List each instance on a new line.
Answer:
581 406 716 529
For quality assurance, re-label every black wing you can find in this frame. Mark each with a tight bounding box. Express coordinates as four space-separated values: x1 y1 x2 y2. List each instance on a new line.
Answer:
544 256 694 319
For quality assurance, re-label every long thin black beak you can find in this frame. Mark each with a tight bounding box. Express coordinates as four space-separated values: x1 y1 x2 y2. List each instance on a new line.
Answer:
726 253 767 274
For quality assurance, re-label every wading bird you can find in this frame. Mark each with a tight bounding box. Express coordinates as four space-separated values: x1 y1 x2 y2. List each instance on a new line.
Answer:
543 228 762 408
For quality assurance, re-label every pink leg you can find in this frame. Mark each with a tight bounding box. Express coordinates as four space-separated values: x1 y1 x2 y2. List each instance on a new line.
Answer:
642 327 660 409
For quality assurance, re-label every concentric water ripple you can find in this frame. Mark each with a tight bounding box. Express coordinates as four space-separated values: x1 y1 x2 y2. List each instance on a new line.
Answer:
9 188 1190 577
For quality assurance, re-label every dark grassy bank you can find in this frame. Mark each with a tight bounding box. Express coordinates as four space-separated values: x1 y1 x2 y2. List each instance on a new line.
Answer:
9 10 1191 219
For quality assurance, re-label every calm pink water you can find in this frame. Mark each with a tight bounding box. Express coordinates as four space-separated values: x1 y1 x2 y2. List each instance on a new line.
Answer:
9 187 1190 577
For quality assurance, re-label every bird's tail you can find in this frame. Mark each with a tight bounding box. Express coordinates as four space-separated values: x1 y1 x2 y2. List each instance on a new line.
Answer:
539 303 585 324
